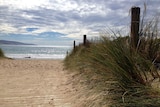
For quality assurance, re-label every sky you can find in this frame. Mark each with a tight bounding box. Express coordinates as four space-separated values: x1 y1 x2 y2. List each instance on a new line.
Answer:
0 0 160 45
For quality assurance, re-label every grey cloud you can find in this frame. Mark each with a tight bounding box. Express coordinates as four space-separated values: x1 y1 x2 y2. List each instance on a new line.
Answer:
0 0 160 37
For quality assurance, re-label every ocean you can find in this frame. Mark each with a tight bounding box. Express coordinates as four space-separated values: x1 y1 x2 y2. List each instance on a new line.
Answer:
0 45 72 59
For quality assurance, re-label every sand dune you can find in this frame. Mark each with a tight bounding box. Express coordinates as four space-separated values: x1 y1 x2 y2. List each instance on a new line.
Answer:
0 59 73 107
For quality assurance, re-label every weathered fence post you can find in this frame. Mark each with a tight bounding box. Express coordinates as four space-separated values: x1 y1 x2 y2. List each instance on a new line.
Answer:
130 7 140 50
83 35 87 46
73 40 76 50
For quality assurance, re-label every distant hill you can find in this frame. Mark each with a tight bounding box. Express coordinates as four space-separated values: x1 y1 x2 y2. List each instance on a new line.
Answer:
0 40 35 45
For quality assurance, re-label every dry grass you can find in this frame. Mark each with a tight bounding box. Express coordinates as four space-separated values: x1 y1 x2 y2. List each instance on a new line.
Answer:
0 48 5 58
64 34 160 106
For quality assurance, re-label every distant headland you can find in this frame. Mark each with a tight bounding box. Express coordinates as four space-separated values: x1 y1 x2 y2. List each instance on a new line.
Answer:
0 40 35 45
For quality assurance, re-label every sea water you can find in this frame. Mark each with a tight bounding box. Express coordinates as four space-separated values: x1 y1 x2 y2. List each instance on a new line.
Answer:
0 45 72 59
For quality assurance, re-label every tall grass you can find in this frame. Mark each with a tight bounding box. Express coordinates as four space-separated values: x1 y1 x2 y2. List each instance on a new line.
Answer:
64 35 160 106
89 36 160 106
64 15 160 107
0 48 5 58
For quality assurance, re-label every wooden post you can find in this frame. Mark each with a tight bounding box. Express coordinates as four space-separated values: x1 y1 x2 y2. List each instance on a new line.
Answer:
130 7 140 49
73 40 76 50
83 35 87 46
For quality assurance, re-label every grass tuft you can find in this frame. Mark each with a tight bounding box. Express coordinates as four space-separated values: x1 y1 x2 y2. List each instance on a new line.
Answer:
0 48 5 58
64 11 160 106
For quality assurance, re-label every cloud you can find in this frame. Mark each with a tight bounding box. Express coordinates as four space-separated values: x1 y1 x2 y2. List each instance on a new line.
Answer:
0 0 160 45
0 0 50 10
0 23 18 33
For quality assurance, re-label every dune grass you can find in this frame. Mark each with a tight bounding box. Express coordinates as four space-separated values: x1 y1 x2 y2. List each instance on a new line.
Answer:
0 48 5 58
64 20 160 106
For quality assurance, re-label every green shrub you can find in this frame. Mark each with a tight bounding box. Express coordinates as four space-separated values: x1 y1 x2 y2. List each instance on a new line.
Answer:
0 48 5 58
64 11 160 106
64 36 160 106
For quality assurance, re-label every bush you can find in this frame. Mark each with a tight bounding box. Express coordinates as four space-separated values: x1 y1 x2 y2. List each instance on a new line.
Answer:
64 36 160 106
64 9 160 106
0 48 5 58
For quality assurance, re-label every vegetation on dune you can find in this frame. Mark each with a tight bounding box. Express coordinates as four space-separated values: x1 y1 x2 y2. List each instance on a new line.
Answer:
0 48 5 58
64 15 160 106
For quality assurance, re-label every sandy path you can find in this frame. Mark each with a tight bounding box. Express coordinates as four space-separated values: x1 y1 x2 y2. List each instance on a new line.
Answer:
0 59 73 107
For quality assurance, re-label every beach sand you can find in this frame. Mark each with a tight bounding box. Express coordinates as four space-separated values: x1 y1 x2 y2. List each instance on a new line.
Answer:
0 59 74 107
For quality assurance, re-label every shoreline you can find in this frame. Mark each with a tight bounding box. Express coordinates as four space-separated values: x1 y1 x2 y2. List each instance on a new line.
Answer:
0 44 70 60
13 58 64 60
1 57 64 60
4 56 65 60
